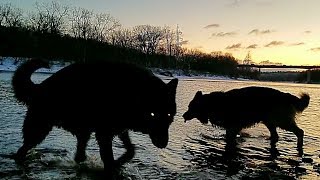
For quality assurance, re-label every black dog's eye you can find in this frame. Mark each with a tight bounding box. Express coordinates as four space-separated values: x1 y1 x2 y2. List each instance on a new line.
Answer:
151 112 155 117
168 113 171 117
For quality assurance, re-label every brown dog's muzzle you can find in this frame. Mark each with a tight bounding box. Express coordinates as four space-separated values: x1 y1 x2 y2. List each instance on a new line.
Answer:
183 111 193 122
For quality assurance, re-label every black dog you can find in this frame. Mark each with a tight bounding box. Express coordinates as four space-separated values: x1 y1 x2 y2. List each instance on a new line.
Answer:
183 86 309 151
12 59 178 175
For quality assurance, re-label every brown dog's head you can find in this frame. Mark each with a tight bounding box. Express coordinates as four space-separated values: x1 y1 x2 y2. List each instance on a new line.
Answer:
183 91 209 124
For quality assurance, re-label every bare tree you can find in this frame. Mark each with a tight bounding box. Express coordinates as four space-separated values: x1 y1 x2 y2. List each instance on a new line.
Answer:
28 10 48 32
69 7 93 39
6 6 23 27
0 3 11 27
158 25 185 57
0 3 24 27
211 51 223 57
91 12 120 42
28 1 68 34
157 26 173 55
132 25 165 54
109 27 135 48
160 26 186 56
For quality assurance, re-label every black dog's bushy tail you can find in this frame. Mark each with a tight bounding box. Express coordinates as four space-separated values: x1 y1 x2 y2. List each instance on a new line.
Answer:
294 93 310 113
12 59 49 105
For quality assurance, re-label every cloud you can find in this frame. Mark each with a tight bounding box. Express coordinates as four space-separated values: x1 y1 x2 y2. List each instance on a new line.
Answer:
204 24 220 29
248 29 275 35
310 47 320 52
247 44 258 49
248 29 259 35
230 0 241 6
290 42 305 46
228 0 273 7
212 31 237 37
264 41 284 47
226 0 241 7
226 43 242 50
304 31 311 34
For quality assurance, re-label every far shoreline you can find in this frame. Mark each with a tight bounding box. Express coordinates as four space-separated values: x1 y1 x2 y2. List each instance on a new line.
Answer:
0 57 318 85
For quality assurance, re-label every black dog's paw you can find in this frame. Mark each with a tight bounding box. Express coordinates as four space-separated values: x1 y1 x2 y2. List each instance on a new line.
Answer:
113 160 124 170
74 154 87 164
7 153 27 165
115 151 135 167
102 163 124 180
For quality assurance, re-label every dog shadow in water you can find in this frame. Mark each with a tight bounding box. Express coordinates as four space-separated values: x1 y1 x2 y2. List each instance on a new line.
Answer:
184 132 303 178
183 134 244 176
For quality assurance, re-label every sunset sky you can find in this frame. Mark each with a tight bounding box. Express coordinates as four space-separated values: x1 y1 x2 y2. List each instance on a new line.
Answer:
5 0 320 65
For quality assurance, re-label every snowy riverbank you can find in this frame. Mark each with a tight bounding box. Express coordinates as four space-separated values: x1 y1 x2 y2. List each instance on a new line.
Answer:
0 57 241 81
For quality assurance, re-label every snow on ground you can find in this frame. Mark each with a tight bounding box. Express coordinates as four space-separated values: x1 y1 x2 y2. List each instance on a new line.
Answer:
0 57 68 73
0 57 240 81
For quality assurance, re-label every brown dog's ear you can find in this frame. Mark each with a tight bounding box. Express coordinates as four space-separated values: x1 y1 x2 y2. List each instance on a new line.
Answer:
195 91 203 98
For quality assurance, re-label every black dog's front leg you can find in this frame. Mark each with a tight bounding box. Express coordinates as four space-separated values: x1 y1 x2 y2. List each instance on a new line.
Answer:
115 130 135 166
74 131 91 163
16 112 52 161
95 132 117 177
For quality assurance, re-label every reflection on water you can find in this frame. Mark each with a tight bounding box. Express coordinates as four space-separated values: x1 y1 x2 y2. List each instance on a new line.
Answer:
1 72 320 179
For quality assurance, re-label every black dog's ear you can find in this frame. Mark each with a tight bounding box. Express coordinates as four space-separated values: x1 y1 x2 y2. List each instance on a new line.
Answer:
195 91 203 98
167 78 178 92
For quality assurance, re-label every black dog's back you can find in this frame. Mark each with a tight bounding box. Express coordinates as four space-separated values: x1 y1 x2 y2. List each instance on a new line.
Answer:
14 61 168 128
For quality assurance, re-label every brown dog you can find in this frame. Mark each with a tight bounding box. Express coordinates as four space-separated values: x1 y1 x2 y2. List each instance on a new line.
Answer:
183 86 309 151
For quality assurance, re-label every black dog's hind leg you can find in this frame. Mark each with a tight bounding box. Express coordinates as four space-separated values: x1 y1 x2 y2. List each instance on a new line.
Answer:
115 131 135 166
265 123 279 148
74 131 91 163
16 112 52 161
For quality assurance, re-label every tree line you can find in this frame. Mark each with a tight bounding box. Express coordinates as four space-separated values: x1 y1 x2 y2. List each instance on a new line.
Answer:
0 1 257 78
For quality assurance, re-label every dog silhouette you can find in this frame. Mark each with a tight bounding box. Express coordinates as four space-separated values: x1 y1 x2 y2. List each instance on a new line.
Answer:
12 59 178 176
183 86 309 152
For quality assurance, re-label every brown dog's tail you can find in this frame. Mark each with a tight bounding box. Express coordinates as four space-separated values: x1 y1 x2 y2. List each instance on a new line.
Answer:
294 93 310 113
12 59 49 105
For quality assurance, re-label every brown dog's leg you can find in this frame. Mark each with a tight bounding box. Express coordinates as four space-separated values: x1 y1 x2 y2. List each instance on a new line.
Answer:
265 123 279 148
74 131 91 163
225 128 239 152
285 123 304 149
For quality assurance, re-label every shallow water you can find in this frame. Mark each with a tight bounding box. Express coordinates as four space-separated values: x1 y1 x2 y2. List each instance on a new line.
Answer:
1 72 320 179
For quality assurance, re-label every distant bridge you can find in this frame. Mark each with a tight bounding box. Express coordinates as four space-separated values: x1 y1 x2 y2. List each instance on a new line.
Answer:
237 64 320 83
238 64 320 70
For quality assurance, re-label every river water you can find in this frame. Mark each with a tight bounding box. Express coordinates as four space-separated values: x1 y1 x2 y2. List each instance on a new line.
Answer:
1 72 320 179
